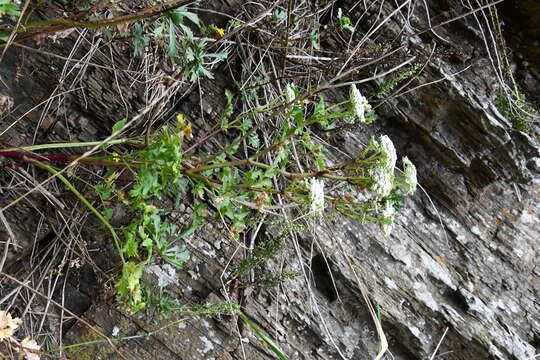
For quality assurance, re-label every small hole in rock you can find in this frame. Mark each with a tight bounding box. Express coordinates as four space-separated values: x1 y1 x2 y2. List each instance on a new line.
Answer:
310 254 337 302
443 288 470 313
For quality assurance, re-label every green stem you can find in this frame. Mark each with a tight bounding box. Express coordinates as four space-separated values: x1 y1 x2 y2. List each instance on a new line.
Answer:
238 311 288 360
0 138 137 152
305 109 353 126
187 149 374 185
227 100 287 129
247 160 372 182
30 160 125 264
186 140 288 174
324 99 351 112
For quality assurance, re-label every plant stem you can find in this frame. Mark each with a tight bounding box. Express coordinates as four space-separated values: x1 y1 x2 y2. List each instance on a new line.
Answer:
185 140 289 174
0 138 137 152
0 0 198 36
29 159 125 265
0 151 144 167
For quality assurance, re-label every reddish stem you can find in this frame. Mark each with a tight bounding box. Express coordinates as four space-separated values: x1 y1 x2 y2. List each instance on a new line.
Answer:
0 151 128 167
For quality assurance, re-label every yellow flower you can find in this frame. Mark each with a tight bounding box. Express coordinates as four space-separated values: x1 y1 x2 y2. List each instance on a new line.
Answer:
106 171 120 184
182 121 193 140
176 113 184 127
215 28 225 37
117 189 126 202
145 204 157 212
111 152 121 162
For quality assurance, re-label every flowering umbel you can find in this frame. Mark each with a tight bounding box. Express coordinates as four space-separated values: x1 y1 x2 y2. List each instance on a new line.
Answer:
349 84 372 123
285 83 296 103
380 200 396 236
400 157 417 195
309 178 325 216
368 135 397 197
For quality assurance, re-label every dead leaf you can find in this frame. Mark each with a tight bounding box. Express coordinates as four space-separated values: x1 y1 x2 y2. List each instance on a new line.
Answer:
116 22 130 33
20 336 41 360
48 28 75 43
0 310 22 340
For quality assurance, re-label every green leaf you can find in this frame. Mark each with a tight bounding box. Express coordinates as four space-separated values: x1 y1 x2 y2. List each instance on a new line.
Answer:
162 245 190 268
290 107 304 129
248 132 260 148
199 67 214 79
103 208 113 221
178 203 207 239
140 231 153 250
185 46 195 61
239 117 252 134
182 10 200 26
170 7 200 27
221 167 239 192
274 145 289 165
153 22 165 38
310 25 320 50
224 89 234 105
95 184 114 200
112 119 127 134
169 10 182 25
225 139 240 155
245 169 262 185
0 2 20 18
179 23 193 40
122 232 139 257
132 23 149 56
116 261 145 312
172 177 189 206
219 89 235 130
272 10 286 23
314 96 326 116
255 178 272 188
239 312 288 360
205 52 228 59
264 166 278 178
191 181 207 199
168 20 179 58
122 262 142 292
130 166 161 200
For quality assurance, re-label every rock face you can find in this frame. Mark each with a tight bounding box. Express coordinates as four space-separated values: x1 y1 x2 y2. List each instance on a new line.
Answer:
0 1 538 359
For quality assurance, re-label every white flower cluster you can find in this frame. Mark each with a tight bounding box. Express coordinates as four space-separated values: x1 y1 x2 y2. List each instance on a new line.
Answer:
309 178 325 216
400 156 417 195
380 200 396 236
369 135 397 197
349 85 372 123
285 83 296 103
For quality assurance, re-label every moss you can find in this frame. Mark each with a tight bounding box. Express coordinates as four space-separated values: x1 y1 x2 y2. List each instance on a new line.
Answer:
495 92 538 132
